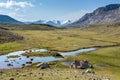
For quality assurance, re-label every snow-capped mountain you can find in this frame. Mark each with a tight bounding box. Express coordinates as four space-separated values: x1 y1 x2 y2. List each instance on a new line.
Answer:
61 20 72 26
46 20 61 26
25 20 72 27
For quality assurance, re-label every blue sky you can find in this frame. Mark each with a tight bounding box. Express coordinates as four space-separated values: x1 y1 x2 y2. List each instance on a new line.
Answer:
0 0 120 22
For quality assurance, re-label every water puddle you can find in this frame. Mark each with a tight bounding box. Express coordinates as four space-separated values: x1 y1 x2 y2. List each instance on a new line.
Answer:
0 49 62 69
0 48 97 69
63 62 72 66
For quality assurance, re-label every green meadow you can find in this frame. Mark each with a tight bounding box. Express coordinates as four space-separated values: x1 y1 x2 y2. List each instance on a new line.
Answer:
0 23 120 80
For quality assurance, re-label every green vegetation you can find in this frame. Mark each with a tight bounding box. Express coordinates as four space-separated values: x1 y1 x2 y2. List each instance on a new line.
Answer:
0 67 112 80
0 24 61 30
23 52 53 57
0 42 23 55
0 28 117 55
0 23 120 80
63 47 120 79
7 55 20 58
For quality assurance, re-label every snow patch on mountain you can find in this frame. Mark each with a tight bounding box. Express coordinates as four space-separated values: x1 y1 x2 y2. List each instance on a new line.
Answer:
25 20 73 27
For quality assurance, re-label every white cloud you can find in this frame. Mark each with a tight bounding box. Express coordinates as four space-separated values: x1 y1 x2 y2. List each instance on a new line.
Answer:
0 0 34 9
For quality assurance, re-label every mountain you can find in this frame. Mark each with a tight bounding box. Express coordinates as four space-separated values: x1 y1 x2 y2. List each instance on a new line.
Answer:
62 20 72 26
46 20 61 26
71 4 120 27
0 15 23 24
32 20 46 24
26 20 72 27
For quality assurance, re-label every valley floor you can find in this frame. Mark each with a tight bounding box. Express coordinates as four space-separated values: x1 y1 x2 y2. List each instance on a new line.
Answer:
0 26 120 80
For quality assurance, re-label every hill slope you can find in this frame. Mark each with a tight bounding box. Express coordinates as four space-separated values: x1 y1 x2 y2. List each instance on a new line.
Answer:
0 15 23 24
71 4 120 26
0 29 23 43
82 22 120 39
0 24 62 30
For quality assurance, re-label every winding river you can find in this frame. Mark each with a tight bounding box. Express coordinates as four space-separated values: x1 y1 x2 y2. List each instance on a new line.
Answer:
0 48 97 69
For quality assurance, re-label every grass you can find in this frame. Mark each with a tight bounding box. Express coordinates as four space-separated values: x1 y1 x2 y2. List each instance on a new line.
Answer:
0 42 23 55
7 55 20 58
23 52 53 57
0 24 61 30
0 68 94 80
63 47 120 80
0 64 114 80
0 29 116 55
0 23 120 80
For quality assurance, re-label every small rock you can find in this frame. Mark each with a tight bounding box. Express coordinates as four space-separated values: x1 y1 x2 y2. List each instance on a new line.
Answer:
7 63 13 66
71 60 92 69
9 78 14 80
37 63 49 69
26 61 32 64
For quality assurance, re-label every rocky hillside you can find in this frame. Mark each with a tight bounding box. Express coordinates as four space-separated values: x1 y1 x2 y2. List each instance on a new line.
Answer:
0 29 23 43
71 4 120 27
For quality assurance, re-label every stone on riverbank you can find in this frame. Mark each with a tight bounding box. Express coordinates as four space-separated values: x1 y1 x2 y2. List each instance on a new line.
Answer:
37 63 50 69
71 60 92 69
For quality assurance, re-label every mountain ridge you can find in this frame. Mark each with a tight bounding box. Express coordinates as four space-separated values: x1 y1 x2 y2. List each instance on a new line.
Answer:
70 4 120 27
25 20 72 27
0 14 72 27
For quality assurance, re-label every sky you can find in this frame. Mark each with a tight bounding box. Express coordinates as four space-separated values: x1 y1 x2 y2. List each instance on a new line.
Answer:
0 0 120 22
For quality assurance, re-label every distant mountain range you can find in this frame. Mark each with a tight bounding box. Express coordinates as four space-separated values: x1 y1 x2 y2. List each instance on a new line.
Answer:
0 14 72 27
1 4 120 27
71 4 120 27
25 20 72 27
